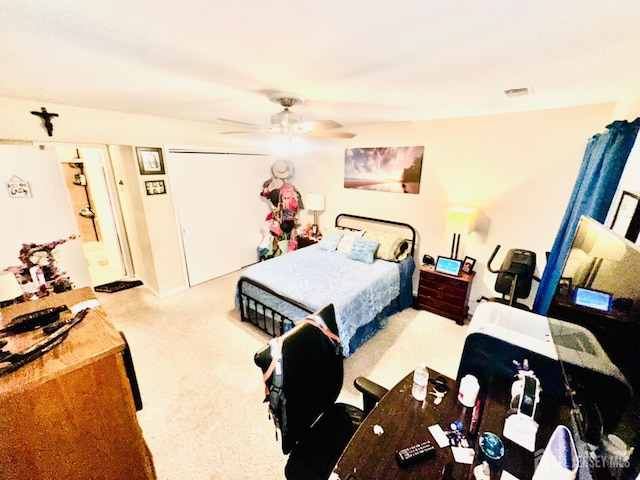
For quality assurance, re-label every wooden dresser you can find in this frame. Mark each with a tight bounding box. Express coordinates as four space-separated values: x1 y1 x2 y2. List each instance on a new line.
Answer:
417 265 475 325
0 288 156 480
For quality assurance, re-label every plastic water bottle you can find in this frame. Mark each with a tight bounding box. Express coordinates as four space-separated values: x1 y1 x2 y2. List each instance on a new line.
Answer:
412 362 429 401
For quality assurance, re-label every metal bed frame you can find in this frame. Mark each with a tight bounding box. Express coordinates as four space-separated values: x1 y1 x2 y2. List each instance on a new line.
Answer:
237 213 416 337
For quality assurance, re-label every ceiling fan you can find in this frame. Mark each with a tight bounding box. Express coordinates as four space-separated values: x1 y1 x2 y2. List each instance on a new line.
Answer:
219 93 356 139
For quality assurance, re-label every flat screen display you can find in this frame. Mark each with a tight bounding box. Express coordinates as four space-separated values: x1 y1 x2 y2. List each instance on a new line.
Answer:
573 287 613 312
435 256 462 276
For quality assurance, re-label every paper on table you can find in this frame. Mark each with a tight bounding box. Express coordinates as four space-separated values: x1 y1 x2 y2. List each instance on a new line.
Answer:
428 424 450 448
451 446 475 464
501 471 519 480
71 298 100 313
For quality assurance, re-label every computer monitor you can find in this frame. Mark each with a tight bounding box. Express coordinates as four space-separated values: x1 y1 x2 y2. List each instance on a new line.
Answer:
435 256 462 276
573 287 613 312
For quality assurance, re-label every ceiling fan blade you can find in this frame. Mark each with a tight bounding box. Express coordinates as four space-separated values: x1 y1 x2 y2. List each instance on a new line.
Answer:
299 120 342 131
219 130 270 135
306 129 356 139
217 117 262 128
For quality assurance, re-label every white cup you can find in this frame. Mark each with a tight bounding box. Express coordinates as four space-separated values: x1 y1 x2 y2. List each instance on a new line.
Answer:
458 374 480 407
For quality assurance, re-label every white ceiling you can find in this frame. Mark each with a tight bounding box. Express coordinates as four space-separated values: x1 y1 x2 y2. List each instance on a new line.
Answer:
2 0 640 132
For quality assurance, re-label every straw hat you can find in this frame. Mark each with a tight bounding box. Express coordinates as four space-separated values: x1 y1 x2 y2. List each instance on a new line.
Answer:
271 159 295 181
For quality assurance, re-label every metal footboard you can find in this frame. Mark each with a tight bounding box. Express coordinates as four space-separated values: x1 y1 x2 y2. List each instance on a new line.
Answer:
238 276 313 337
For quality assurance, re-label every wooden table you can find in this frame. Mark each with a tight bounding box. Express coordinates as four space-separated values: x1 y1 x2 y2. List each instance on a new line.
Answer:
0 288 156 480
333 368 571 479
333 370 473 479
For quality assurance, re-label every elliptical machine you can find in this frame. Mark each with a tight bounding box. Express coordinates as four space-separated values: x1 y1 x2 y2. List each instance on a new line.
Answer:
480 246 540 311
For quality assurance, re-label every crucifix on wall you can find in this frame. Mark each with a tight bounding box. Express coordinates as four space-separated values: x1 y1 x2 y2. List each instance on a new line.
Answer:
30 107 59 136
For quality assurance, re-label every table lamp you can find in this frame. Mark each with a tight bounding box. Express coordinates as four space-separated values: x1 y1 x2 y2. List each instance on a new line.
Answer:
446 206 476 259
583 228 626 287
0 271 23 307
306 193 325 236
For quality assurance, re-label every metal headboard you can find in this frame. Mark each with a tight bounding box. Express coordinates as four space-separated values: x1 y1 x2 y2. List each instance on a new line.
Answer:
334 213 417 257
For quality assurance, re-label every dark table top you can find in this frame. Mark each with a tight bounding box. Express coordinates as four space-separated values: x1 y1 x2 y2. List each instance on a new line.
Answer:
333 369 473 479
333 368 572 480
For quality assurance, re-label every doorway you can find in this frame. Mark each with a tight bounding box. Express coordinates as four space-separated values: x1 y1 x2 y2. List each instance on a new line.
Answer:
58 145 132 287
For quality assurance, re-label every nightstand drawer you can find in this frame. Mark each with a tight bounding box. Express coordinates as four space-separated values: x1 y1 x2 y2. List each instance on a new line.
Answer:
418 294 466 319
419 278 467 301
420 271 466 291
296 237 318 249
418 284 466 305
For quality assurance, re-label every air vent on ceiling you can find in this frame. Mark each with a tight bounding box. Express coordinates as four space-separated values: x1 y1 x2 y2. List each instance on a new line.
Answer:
504 87 530 97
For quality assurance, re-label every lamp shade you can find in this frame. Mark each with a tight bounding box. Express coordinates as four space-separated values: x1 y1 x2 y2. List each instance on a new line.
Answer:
306 193 325 212
588 228 626 261
446 207 476 234
0 271 23 302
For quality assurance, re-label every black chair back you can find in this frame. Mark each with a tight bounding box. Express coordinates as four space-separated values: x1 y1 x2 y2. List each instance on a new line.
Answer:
254 304 343 454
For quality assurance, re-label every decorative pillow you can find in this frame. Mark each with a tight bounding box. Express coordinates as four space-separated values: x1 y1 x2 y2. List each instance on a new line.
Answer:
363 231 410 261
348 237 379 264
318 232 344 251
395 241 410 261
336 230 366 254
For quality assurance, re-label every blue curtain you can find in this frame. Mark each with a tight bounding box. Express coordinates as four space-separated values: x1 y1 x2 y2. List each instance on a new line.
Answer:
533 118 640 315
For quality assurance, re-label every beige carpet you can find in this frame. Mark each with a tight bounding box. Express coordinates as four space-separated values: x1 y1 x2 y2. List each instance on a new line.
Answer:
96 269 469 480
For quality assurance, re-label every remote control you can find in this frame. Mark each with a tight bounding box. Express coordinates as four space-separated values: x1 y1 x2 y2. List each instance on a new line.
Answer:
1 306 68 336
395 441 435 467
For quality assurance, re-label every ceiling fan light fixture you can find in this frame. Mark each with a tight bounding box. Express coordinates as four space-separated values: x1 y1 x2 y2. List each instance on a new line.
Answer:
271 134 307 156
271 109 302 127
221 92 354 139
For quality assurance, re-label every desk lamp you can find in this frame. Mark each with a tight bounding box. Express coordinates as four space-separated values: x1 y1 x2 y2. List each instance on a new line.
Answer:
446 207 476 259
306 193 325 237
0 271 23 308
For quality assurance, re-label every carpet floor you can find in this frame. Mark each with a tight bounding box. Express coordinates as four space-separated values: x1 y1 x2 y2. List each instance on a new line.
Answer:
96 269 469 480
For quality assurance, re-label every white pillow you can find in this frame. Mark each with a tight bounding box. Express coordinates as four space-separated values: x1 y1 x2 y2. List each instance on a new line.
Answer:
336 230 365 254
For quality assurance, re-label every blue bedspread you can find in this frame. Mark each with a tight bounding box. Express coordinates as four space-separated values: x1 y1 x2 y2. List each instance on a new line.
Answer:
238 245 411 356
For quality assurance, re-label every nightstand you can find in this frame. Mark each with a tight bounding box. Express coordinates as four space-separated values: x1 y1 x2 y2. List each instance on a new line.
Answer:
296 236 318 249
417 265 475 325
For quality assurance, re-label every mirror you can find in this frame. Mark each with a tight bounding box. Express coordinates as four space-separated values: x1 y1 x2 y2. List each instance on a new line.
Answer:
548 215 639 473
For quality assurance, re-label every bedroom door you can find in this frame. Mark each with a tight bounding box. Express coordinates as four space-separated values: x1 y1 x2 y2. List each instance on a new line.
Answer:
167 148 272 286
0 144 91 288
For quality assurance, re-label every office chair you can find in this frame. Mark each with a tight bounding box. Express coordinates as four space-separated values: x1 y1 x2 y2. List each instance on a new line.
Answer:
254 304 388 480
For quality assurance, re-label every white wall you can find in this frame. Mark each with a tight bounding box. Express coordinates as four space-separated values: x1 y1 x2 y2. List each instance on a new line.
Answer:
0 95 629 305
0 96 258 148
0 95 270 296
0 145 91 289
291 103 617 311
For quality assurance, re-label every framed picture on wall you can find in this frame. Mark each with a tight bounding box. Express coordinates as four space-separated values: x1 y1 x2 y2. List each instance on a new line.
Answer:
136 147 165 175
610 190 640 242
145 180 166 195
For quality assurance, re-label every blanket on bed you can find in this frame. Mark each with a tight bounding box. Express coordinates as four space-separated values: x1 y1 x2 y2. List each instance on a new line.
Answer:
238 245 403 356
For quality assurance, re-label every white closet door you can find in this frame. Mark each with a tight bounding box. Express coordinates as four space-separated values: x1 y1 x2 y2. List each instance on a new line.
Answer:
168 150 272 286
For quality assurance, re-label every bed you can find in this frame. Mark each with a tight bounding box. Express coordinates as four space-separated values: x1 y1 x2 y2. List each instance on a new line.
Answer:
235 214 416 356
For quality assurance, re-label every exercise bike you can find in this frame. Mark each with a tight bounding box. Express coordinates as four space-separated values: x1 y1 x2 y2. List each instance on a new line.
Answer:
479 245 540 311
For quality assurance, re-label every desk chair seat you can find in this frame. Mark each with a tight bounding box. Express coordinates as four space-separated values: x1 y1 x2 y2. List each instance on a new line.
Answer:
254 304 387 480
